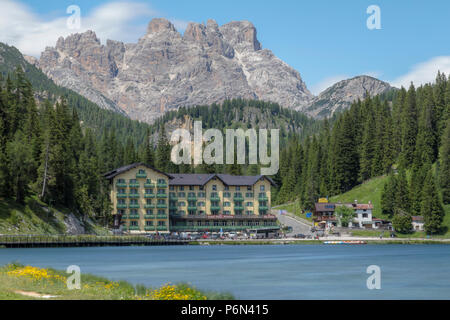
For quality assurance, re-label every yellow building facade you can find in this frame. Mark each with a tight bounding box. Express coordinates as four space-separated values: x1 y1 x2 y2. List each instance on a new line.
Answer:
104 163 278 234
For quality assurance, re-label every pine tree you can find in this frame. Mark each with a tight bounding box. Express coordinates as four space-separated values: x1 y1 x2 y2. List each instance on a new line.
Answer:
420 169 445 234
6 130 35 203
156 125 171 172
399 84 418 168
439 120 450 204
381 173 396 217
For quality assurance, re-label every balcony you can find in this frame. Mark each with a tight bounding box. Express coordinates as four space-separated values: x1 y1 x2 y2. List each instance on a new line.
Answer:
117 193 127 199
144 194 155 198
187 195 197 201
157 226 168 231
129 226 140 231
116 182 127 188
128 204 140 209
157 182 168 188
117 204 127 209
187 206 197 211
210 205 221 211
157 214 168 219
136 173 147 179
128 193 140 199
128 215 140 219
156 193 168 199
234 206 244 211
234 196 244 201
129 183 140 188
144 183 155 188
259 195 269 201
144 226 155 231
121 215 128 219
210 195 220 201
259 206 269 210
156 204 167 209
144 204 155 209
144 215 155 219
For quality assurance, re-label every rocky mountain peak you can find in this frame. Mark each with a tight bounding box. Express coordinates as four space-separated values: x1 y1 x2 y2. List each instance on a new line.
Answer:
303 75 393 118
146 18 177 35
37 18 314 123
220 21 261 52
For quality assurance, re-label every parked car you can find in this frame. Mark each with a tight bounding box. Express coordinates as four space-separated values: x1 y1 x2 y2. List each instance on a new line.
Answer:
294 234 306 239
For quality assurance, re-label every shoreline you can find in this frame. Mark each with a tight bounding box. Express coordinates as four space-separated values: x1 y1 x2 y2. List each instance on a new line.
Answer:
1 235 450 248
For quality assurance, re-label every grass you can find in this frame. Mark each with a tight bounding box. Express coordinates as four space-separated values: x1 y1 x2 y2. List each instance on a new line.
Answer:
0 196 109 235
330 175 389 219
0 263 234 300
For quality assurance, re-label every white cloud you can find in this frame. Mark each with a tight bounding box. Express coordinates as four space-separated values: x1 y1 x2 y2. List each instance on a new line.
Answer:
390 56 450 88
0 0 188 57
310 75 349 95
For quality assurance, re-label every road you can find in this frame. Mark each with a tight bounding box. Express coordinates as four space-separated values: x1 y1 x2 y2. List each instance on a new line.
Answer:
274 210 312 236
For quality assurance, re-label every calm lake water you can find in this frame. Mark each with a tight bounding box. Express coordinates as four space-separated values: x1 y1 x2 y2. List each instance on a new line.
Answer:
1 244 449 299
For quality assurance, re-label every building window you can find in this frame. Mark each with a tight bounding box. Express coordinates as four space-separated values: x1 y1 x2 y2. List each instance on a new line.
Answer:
169 185 175 190
130 221 138 226
180 186 184 191
246 202 253 207
146 209 153 215
189 186 194 191
199 186 204 191
212 185 217 191
118 179 125 183
158 221 166 226
198 192 206 198
260 185 265 191
246 193 253 198
224 202 231 207
178 211 185 216
236 186 240 191
224 192 231 198
146 221 153 226
178 202 186 207
246 210 253 215
247 186 252 191
197 202 205 207
145 189 153 194
178 192 186 198
224 186 229 191
223 210 231 215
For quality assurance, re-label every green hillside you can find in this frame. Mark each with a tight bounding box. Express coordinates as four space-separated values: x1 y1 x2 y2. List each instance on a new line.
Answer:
0 196 109 235
330 175 389 219
330 175 450 237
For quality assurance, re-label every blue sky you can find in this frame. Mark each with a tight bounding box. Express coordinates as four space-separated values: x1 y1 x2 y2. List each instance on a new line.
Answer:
1 0 449 94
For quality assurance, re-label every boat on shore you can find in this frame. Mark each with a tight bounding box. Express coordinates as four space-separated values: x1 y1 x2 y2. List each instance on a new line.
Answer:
323 240 367 245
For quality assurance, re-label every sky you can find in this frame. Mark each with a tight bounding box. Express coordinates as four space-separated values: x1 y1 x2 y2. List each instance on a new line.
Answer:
0 0 449 94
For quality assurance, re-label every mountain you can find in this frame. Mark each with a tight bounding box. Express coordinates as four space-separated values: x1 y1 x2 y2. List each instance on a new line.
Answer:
304 76 394 118
38 18 314 123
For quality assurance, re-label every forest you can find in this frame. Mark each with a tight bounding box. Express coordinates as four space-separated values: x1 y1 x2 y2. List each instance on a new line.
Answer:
275 72 449 234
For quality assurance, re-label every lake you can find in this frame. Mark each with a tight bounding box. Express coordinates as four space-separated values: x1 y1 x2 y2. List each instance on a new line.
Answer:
1 244 449 299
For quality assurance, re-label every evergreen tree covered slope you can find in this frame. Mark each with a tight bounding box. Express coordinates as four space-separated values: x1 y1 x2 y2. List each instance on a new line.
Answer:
0 42 150 146
274 73 449 235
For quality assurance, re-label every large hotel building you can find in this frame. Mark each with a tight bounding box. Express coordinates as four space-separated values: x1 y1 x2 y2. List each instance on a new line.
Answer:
104 163 279 234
